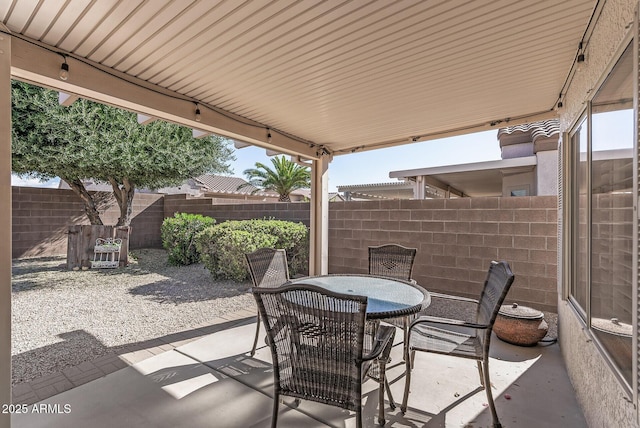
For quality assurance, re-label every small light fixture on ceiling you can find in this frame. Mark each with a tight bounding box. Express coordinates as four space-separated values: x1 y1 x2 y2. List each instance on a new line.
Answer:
194 103 201 122
576 42 585 71
267 128 272 144
59 56 69 81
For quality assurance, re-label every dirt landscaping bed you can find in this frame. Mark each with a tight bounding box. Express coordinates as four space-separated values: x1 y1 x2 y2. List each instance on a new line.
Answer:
11 248 254 385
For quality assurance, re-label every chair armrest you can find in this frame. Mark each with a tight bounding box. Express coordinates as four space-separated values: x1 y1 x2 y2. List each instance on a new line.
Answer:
420 292 479 322
428 291 479 304
362 325 396 362
410 315 489 330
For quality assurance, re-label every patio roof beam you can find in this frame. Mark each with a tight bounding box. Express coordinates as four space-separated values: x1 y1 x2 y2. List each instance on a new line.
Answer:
9 35 318 160
337 111 557 155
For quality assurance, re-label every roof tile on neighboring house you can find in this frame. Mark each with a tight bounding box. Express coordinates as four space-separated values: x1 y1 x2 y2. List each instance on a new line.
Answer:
338 181 408 190
57 174 313 200
498 119 560 143
193 175 276 196
59 179 203 195
58 180 113 192
291 188 311 198
498 119 560 154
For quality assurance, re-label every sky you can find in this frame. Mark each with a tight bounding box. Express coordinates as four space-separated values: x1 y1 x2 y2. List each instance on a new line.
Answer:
12 109 633 192
231 130 501 192
12 129 502 192
229 110 633 192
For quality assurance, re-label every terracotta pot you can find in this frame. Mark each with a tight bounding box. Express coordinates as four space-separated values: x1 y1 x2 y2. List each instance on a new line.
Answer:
494 303 548 346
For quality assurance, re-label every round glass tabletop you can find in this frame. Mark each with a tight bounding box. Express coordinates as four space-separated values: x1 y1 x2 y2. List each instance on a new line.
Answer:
289 274 430 319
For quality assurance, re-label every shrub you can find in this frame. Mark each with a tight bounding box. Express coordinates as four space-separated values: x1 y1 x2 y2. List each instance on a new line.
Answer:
195 219 308 281
161 213 215 265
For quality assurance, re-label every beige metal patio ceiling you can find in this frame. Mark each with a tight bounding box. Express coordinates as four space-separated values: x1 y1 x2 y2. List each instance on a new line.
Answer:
2 0 598 157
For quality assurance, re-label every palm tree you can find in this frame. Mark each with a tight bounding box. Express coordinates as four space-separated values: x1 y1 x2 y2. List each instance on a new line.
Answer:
241 156 311 202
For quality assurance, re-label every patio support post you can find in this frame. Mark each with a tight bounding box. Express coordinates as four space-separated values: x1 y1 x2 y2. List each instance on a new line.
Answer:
309 154 331 275
414 176 425 199
0 30 11 428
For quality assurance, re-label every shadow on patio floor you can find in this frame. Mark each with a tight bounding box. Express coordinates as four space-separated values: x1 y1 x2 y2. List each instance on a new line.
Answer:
12 314 586 428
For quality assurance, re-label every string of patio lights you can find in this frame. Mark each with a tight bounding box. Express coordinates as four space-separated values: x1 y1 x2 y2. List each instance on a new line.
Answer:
1 29 328 158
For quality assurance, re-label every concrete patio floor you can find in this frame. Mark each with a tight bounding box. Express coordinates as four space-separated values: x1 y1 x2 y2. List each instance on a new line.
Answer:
12 313 587 428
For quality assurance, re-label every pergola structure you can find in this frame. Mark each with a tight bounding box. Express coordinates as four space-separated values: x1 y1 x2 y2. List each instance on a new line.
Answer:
0 1 626 427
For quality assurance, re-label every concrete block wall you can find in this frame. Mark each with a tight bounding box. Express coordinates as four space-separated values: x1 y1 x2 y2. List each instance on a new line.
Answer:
12 187 87 258
126 193 164 249
328 196 558 312
184 196 557 311
165 194 310 225
12 188 557 311
11 187 163 258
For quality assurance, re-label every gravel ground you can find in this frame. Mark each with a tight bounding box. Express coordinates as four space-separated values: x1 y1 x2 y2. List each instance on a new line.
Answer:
11 248 254 385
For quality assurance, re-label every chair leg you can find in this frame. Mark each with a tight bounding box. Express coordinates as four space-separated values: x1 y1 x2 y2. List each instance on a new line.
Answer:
482 358 502 428
384 377 396 410
401 354 411 413
251 310 260 356
377 359 394 426
271 391 279 428
402 319 409 362
476 360 485 388
378 374 385 426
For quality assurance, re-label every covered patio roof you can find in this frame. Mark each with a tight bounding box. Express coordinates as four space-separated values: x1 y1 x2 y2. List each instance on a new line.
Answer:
0 3 604 425
2 0 597 157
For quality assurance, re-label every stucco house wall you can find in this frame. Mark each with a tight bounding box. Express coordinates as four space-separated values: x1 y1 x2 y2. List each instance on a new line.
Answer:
536 150 559 196
557 0 638 426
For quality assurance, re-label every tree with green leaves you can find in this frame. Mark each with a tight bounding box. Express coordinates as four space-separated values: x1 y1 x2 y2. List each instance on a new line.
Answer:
11 80 234 225
241 156 311 202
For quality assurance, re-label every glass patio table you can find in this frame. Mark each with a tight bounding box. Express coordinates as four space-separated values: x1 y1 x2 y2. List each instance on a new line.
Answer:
288 274 430 320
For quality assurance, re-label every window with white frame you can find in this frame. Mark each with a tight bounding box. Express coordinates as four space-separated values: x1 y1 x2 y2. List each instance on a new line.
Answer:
569 42 634 387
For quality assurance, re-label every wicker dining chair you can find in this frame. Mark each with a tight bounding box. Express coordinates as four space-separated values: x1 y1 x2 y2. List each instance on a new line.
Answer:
368 244 417 281
252 284 396 428
245 248 290 356
368 244 418 351
401 261 515 428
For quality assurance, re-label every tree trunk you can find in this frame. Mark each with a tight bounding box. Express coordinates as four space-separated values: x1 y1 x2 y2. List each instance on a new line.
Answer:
109 178 135 226
65 178 103 225
279 194 291 202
